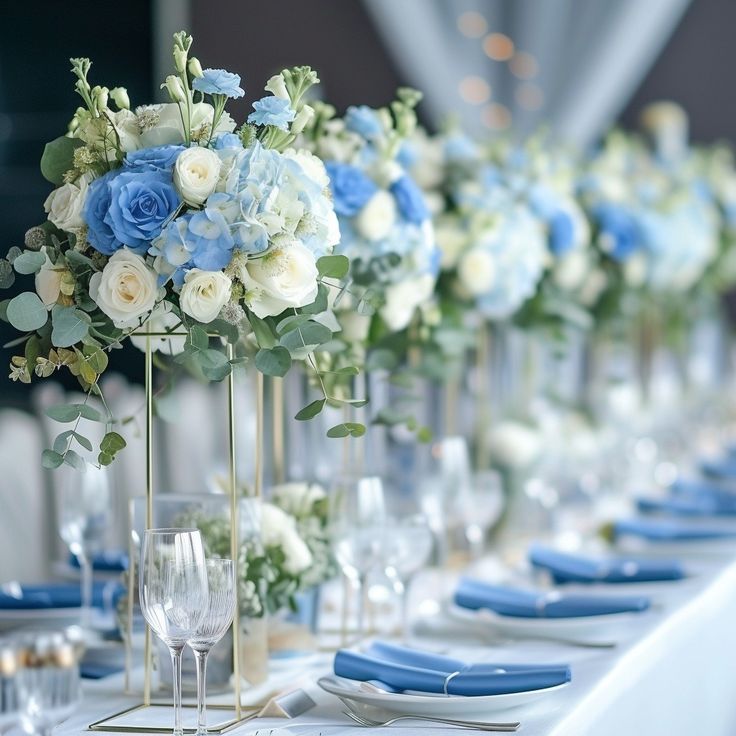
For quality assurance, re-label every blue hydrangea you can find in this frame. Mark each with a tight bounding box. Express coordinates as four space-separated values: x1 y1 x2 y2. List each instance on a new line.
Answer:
390 175 429 224
192 68 244 99
325 162 377 216
247 96 296 130
124 145 186 172
548 210 576 256
594 203 643 262
214 133 243 150
344 105 383 140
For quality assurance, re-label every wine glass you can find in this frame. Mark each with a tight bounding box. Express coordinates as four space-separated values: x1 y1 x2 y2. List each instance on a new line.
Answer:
187 559 237 736
329 475 387 639
57 466 111 631
139 529 208 736
382 513 433 640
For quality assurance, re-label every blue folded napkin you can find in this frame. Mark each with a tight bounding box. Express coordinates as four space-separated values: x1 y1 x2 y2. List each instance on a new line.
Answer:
670 479 735 500
80 662 125 679
528 544 684 584
637 495 736 517
334 645 570 696
454 577 649 618
69 551 129 572
613 518 736 542
700 458 736 480
0 581 125 610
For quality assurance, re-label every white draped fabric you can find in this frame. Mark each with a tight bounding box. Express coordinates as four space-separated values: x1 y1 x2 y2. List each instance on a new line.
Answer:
362 0 692 146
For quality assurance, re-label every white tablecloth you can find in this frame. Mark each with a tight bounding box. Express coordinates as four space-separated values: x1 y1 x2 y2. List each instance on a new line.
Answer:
56 551 736 736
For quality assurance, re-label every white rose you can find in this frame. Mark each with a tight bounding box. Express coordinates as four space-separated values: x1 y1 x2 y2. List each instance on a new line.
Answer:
354 190 396 241
89 248 159 328
35 247 67 308
240 242 318 318
260 503 312 575
179 269 232 323
435 221 468 269
553 249 589 292
130 302 186 355
487 421 542 470
139 102 235 147
109 109 141 152
43 174 90 233
380 274 435 332
458 246 496 295
173 147 221 206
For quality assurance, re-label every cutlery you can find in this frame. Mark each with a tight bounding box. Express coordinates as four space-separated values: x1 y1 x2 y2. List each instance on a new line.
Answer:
342 708 520 731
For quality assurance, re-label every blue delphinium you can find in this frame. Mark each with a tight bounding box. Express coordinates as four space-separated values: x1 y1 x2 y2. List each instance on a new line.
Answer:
192 68 245 99
104 171 181 253
390 175 429 224
344 105 383 140
84 170 122 255
124 145 186 172
594 203 643 262
247 96 296 130
548 211 576 256
325 162 378 216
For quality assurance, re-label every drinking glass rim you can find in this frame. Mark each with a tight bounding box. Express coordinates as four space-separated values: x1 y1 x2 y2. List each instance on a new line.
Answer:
143 527 201 535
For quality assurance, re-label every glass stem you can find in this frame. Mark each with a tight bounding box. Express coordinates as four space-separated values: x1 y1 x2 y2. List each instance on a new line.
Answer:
400 576 412 643
79 553 93 629
357 573 367 640
193 649 209 736
170 645 185 736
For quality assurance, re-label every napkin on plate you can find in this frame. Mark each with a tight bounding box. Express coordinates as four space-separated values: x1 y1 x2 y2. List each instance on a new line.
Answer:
700 458 736 480
69 550 129 572
334 643 570 696
454 577 650 618
636 495 736 517
528 544 684 584
613 518 736 542
0 581 125 610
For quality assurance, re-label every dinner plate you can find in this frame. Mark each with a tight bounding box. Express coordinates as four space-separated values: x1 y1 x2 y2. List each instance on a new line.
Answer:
613 536 736 558
0 606 116 632
448 602 644 642
317 675 569 716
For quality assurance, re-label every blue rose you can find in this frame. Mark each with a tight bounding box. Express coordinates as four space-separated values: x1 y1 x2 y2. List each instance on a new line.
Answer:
325 162 378 217
192 68 244 99
104 171 181 253
345 105 382 140
594 204 642 262
247 96 296 131
390 175 429 224
548 210 575 256
84 171 121 255
125 145 186 172
214 133 243 150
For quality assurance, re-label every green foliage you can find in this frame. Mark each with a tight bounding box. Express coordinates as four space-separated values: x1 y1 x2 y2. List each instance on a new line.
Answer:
99 431 126 466
317 254 350 279
294 398 325 420
326 422 366 438
0 260 15 289
6 292 47 332
12 251 46 275
255 346 292 377
40 136 85 185
51 306 91 347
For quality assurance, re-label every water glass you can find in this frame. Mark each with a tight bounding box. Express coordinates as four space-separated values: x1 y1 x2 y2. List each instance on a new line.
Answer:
187 559 237 736
139 529 208 736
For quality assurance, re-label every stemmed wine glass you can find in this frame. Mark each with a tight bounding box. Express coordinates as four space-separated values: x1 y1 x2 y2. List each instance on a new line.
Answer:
139 529 208 736
329 475 387 639
187 559 237 736
57 466 111 631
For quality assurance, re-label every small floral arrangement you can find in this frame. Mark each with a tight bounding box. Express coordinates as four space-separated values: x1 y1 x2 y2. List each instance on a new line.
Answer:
1 31 366 469
176 482 334 616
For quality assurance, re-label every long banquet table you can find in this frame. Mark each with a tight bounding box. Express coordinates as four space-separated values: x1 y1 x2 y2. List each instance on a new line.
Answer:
56 549 736 736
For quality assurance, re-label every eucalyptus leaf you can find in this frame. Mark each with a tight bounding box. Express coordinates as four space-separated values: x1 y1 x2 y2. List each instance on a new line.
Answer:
41 449 64 469
255 346 292 377
199 349 232 381
300 283 328 315
294 398 325 421
248 313 277 348
317 254 350 279
6 292 48 332
0 260 15 289
63 449 86 471
100 431 126 455
279 321 332 357
326 422 365 438
276 314 310 336
13 251 46 275
46 405 80 423
51 306 91 348
40 136 84 185
188 324 210 352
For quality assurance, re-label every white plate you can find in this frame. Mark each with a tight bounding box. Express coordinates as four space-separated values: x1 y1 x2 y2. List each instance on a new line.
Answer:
614 537 736 558
448 602 644 643
0 607 84 631
317 675 568 716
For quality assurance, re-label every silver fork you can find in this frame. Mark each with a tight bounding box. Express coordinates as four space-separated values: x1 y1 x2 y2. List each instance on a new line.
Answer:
342 709 520 731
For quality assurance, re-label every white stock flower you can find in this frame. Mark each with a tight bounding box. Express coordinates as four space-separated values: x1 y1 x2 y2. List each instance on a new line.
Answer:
265 74 289 100
179 269 232 323
380 273 435 332
109 109 141 152
260 503 313 575
43 174 90 232
354 190 396 241
130 301 186 355
139 102 235 147
239 242 319 318
173 147 221 206
458 246 497 295
35 247 67 308
89 249 159 328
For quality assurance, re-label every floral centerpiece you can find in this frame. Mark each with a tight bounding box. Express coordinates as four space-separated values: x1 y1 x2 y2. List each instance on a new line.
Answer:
1 32 365 468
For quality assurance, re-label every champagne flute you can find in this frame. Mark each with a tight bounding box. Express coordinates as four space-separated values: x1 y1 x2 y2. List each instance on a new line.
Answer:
57 466 110 630
329 475 387 638
187 559 237 736
139 529 208 736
